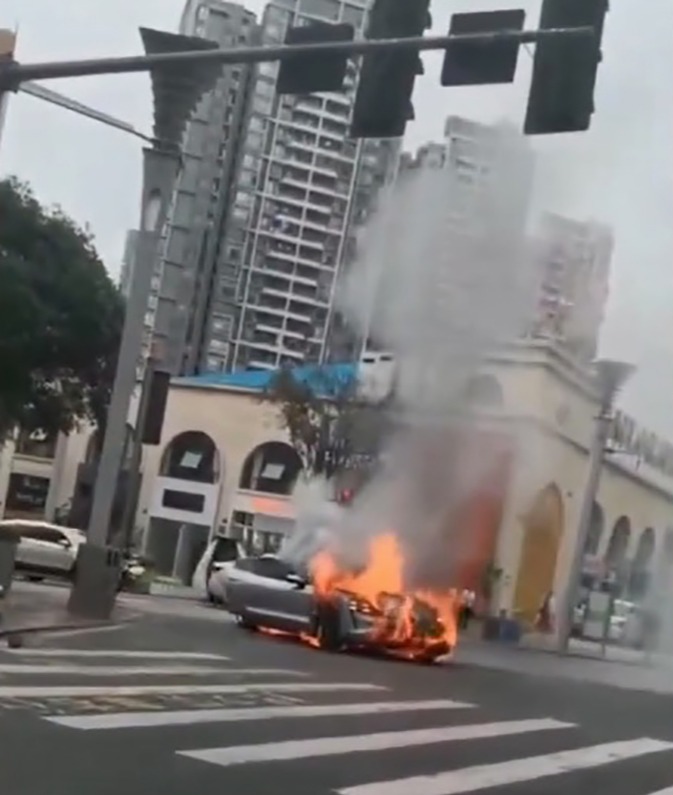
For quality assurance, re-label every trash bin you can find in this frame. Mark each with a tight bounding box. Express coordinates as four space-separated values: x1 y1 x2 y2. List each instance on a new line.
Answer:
0 527 19 614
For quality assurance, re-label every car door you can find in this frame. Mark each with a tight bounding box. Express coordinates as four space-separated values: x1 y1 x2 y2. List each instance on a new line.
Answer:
248 557 314 633
15 525 53 570
45 528 76 573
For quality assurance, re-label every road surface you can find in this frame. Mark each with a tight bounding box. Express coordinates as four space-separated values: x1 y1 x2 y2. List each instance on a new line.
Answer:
1 603 673 795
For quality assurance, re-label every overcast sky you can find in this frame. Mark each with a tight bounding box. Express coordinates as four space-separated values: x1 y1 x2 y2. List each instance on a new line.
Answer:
1 0 672 432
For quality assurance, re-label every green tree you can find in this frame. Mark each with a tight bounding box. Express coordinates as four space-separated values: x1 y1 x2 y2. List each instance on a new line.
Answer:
262 364 394 484
0 177 124 440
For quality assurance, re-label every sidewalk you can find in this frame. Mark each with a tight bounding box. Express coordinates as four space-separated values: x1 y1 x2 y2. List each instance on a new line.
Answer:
0 581 135 640
520 631 650 665
456 631 673 695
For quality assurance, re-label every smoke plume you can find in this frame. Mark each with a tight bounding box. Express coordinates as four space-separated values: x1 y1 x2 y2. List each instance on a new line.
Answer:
285 122 541 591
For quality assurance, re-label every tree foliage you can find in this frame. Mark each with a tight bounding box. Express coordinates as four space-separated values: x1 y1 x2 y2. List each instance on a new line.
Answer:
0 177 124 440
262 364 394 481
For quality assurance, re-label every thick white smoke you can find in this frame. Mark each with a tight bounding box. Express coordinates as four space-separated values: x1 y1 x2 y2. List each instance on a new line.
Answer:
286 121 541 590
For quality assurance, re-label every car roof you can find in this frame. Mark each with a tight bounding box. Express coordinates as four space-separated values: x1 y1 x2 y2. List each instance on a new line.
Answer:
0 519 86 538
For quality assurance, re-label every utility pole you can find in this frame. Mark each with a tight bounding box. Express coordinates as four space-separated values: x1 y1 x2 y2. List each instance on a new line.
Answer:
67 27 223 620
556 360 635 653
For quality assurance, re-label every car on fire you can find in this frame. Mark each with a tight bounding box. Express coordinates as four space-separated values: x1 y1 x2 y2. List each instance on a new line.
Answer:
224 554 453 663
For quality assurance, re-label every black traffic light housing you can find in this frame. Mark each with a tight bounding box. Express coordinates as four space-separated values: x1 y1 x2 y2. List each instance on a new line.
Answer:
350 0 432 139
441 10 525 87
524 0 609 135
277 21 355 95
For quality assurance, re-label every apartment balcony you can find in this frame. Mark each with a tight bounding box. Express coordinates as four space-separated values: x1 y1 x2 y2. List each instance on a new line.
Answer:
279 176 310 194
255 322 284 336
304 198 332 215
262 286 291 301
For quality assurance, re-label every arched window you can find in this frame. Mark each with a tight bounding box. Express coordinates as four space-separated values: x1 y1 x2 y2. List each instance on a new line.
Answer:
239 442 303 495
159 431 220 484
15 429 57 460
584 501 604 555
462 375 504 408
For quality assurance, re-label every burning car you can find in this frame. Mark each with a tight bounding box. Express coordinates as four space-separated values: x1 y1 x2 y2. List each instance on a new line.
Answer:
225 534 458 663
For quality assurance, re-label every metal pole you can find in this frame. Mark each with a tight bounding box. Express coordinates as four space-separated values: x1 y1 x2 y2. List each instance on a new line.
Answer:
86 244 155 547
556 403 612 652
87 146 180 548
117 357 155 551
0 27 595 88
556 360 634 653
20 81 154 143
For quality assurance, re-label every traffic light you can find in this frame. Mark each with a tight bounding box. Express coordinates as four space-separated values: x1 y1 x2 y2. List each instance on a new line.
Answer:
277 21 354 95
441 10 525 87
524 0 609 135
350 0 432 139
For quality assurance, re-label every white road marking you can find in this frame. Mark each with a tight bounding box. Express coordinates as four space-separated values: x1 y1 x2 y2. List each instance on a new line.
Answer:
336 738 673 795
47 698 474 731
0 664 307 677
0 681 383 699
646 789 673 794
179 718 572 768
1 650 230 660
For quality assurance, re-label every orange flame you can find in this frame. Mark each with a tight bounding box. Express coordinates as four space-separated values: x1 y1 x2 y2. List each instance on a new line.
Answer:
311 533 459 658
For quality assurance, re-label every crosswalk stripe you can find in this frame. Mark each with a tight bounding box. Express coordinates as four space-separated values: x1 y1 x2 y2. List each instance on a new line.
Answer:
178 717 573 768
46 698 474 731
0 664 308 677
0 650 230 660
336 738 673 795
0 681 383 699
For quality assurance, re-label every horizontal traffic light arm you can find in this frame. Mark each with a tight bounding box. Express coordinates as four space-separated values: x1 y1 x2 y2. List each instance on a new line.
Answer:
0 26 594 89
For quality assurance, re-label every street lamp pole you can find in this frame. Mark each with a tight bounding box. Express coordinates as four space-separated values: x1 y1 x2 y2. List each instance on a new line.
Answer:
556 360 635 653
67 28 224 620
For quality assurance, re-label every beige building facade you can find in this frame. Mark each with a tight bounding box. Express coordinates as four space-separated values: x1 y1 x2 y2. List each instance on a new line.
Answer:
1 343 672 622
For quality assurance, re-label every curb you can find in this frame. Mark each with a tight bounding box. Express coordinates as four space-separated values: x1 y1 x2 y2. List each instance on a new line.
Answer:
0 611 140 642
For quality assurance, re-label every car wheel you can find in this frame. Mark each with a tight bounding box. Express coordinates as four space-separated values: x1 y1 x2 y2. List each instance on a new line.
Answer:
316 603 343 652
236 614 257 631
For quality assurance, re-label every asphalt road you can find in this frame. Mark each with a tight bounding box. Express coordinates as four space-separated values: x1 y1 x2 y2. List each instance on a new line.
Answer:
2 602 673 795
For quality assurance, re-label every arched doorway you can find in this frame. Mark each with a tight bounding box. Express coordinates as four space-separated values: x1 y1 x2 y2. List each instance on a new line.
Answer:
148 431 222 583
628 527 655 600
604 516 631 593
664 528 673 564
513 483 564 624
585 501 604 556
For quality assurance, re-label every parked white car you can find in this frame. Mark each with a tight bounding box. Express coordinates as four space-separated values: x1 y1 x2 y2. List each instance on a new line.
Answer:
0 519 86 580
191 534 244 604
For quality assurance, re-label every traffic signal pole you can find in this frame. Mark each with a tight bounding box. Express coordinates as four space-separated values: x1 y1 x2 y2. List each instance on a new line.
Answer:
0 27 594 90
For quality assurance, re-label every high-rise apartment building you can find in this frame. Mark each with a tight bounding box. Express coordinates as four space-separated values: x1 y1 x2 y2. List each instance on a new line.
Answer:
528 212 613 360
360 117 535 385
227 0 400 373
151 0 259 375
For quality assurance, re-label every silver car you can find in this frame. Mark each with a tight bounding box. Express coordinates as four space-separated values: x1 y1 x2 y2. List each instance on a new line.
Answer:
226 554 452 663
